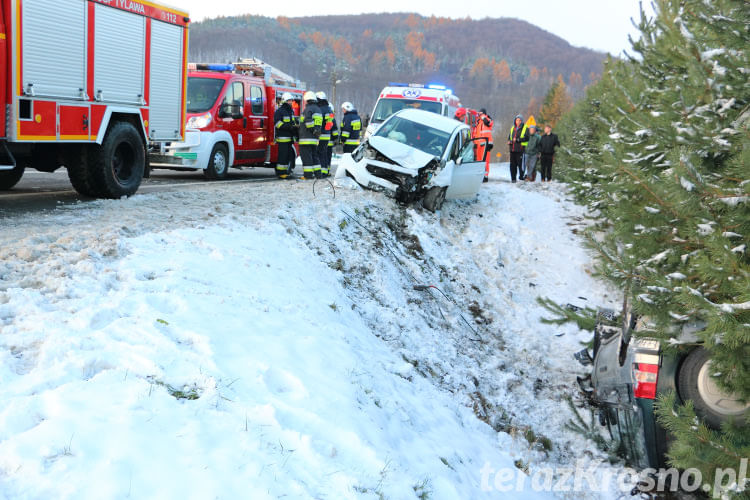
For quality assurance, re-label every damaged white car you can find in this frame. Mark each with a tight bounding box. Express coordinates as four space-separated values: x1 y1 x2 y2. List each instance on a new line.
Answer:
335 109 489 211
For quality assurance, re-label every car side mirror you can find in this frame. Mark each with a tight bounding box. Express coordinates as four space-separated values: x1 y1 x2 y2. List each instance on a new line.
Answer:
456 157 463 166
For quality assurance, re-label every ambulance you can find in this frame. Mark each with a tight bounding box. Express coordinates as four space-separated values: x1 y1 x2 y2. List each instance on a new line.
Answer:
364 83 461 139
149 58 305 179
0 0 190 198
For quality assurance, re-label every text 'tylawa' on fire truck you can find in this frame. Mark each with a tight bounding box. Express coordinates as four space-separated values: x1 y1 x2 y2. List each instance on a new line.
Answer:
0 0 190 198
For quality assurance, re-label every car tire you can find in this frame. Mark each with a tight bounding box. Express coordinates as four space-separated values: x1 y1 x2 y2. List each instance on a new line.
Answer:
677 347 750 430
0 164 25 190
89 121 145 198
422 186 447 212
204 143 229 180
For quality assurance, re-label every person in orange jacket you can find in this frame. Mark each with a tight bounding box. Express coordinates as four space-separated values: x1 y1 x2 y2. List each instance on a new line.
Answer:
475 108 494 182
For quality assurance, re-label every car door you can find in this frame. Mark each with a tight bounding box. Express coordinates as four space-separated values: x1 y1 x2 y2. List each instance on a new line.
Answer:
217 79 246 165
241 83 267 163
445 129 486 199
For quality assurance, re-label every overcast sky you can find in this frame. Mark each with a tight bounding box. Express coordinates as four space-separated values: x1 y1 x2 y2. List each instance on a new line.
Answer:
178 0 655 56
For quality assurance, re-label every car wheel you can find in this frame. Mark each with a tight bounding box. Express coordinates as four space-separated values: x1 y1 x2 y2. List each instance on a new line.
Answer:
0 164 25 190
677 347 750 429
422 186 447 212
204 143 229 180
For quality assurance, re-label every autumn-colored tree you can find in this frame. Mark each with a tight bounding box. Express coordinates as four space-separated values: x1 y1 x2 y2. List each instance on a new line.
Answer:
525 96 540 119
277 16 290 30
331 37 353 63
538 75 573 127
568 72 583 88
384 36 396 66
528 66 540 81
405 14 420 29
493 59 511 83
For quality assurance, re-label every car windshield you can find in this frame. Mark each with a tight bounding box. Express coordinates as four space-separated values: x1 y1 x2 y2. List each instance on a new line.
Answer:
186 77 226 113
374 115 452 158
371 98 443 123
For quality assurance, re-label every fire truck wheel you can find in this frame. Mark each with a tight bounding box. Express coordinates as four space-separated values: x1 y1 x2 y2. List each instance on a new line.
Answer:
66 145 100 197
90 121 145 198
0 164 25 190
204 143 229 180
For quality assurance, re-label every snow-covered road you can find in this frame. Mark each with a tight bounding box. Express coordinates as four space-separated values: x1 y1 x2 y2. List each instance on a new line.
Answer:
0 164 628 499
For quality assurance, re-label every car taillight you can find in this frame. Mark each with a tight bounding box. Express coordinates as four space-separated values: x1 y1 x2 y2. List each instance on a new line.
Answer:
633 362 659 399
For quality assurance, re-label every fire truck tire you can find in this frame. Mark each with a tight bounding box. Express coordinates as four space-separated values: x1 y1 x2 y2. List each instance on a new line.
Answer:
204 143 229 180
0 164 25 190
677 347 750 430
90 121 145 198
422 186 447 212
66 145 100 197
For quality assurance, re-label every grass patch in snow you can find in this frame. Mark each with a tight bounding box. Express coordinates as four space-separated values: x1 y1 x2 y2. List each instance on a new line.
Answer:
147 376 202 401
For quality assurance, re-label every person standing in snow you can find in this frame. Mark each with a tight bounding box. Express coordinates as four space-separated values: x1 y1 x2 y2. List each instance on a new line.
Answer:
340 102 362 154
522 125 542 182
273 92 297 179
507 114 527 183
539 124 561 182
316 92 337 178
476 108 494 182
299 91 323 179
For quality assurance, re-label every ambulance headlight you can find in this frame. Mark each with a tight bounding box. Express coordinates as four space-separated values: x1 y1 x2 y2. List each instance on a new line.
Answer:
186 112 212 129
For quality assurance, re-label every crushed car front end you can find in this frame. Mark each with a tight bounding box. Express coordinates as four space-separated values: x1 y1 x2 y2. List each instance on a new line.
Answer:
335 136 452 203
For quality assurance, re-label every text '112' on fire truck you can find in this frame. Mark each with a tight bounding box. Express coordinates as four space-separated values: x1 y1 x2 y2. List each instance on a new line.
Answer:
364 83 461 140
148 58 306 179
0 0 190 198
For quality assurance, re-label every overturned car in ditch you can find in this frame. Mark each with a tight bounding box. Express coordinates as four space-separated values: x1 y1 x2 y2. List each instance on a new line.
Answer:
334 109 489 211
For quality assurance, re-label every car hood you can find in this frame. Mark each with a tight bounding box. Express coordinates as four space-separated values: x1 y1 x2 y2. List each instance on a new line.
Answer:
368 136 438 170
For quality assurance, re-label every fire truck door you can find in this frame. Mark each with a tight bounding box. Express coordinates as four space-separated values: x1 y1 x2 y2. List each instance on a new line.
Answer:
243 83 267 162
217 80 247 165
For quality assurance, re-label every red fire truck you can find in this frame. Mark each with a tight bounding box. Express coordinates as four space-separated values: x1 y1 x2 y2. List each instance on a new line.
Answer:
0 0 189 197
149 58 305 179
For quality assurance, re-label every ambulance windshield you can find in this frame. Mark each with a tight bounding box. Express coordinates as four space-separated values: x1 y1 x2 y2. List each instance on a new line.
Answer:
187 77 226 113
371 98 442 123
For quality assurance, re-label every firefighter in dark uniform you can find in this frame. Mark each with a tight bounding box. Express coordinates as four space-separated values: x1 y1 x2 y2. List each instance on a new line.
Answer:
298 91 323 179
274 92 296 179
340 102 361 154
316 91 337 178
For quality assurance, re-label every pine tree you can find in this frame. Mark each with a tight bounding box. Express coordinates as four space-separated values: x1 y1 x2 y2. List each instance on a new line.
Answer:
556 0 749 496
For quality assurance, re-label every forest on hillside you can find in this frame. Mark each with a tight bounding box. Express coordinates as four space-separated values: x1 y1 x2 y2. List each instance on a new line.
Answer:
188 13 607 134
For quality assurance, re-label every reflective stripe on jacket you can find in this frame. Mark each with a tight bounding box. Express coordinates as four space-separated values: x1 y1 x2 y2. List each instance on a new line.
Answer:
341 110 361 145
274 103 295 143
299 102 322 145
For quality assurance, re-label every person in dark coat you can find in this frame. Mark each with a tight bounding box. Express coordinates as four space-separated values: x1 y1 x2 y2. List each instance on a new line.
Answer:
539 124 561 182
507 115 526 183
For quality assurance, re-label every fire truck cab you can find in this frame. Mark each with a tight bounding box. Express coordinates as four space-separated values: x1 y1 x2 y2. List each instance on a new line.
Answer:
149 59 305 179
365 83 461 140
0 0 189 198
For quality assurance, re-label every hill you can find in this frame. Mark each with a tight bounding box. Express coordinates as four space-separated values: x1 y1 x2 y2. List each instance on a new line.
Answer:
189 13 607 129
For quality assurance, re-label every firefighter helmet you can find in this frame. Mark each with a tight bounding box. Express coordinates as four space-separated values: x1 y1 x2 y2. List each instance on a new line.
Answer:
281 92 293 103
303 91 316 102
315 91 327 101
341 101 354 112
